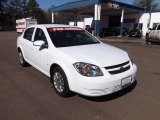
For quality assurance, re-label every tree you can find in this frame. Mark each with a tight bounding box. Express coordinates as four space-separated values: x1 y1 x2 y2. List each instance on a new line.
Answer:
0 0 7 26
21 0 28 18
36 8 49 24
27 0 39 18
0 0 6 11
46 8 52 23
27 0 51 24
9 0 23 19
133 0 159 10
0 0 54 27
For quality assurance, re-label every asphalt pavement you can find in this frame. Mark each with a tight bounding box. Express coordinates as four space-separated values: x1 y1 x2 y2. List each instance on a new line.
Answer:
0 32 160 120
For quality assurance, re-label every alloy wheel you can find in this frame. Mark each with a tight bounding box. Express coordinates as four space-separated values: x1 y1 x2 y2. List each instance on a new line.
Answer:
53 72 65 93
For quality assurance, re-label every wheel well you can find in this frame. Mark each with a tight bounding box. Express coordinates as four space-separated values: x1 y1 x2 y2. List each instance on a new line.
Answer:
50 64 61 77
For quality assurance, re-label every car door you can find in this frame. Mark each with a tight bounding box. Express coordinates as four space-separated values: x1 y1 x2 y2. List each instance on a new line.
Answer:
22 27 35 62
31 27 48 73
155 25 160 40
149 25 158 40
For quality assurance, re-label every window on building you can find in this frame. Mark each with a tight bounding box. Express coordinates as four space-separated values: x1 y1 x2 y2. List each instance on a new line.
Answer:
157 25 160 30
134 23 138 29
138 23 143 30
153 23 160 29
134 23 143 30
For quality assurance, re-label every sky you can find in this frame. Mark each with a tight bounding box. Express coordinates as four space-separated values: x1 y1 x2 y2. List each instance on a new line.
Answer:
37 0 160 10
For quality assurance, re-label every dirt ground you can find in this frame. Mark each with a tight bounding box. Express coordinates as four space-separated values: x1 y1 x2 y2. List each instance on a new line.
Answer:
0 32 160 120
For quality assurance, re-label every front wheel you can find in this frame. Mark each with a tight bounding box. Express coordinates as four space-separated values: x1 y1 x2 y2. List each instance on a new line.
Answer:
51 67 72 97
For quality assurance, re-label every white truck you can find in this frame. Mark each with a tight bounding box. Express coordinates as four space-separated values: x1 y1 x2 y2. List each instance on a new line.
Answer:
16 18 37 33
146 24 160 44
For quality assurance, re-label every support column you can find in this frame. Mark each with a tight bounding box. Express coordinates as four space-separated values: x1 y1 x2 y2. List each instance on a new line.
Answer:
120 9 124 37
148 5 152 29
148 13 152 29
94 4 101 36
52 12 54 24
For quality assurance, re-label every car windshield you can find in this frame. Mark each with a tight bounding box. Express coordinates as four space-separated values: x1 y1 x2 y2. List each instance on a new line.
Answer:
47 27 100 47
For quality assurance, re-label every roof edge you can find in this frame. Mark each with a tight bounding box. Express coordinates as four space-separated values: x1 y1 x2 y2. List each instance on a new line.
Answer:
51 0 146 12
51 0 99 12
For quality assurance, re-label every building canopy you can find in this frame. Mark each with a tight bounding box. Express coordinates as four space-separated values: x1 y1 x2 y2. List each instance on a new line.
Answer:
51 0 145 36
51 0 144 15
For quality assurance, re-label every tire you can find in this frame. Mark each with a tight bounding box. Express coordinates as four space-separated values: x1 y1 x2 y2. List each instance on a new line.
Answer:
51 67 71 97
18 50 29 67
145 34 151 45
146 40 152 45
146 41 151 45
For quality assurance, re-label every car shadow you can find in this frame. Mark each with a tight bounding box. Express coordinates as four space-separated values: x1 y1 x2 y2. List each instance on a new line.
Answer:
78 81 137 102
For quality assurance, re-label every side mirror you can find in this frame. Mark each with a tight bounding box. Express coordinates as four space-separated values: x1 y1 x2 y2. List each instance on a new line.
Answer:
33 40 45 46
33 40 48 48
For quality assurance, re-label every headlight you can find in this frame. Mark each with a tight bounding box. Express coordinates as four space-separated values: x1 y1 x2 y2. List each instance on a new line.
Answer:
73 62 103 77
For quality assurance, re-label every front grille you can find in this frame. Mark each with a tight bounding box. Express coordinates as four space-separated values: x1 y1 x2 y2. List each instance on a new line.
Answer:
105 61 130 75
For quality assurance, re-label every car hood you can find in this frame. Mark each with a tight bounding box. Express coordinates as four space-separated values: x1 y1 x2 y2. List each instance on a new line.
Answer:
59 43 129 67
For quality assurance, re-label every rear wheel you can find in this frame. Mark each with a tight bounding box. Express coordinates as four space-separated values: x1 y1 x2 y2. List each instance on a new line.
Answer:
18 50 29 67
145 34 151 45
51 67 71 97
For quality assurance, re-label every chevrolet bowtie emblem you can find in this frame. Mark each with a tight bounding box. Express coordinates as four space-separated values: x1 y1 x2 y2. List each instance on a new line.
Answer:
120 66 124 70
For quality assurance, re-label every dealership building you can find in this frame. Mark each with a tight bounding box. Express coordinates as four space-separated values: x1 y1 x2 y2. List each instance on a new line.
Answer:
51 0 160 37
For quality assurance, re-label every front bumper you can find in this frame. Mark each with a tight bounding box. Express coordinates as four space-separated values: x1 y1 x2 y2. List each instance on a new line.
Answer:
68 63 137 97
80 72 136 96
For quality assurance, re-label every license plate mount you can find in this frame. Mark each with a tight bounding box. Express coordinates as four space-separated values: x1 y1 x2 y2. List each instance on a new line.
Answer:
121 76 132 88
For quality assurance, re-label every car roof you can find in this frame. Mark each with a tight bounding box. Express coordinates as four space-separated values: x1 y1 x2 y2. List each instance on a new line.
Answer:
29 24 79 28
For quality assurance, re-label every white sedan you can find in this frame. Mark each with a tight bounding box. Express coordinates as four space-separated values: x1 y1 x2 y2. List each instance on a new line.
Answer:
17 24 137 97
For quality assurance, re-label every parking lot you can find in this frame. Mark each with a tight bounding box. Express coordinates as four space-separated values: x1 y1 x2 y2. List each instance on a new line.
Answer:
0 31 160 120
